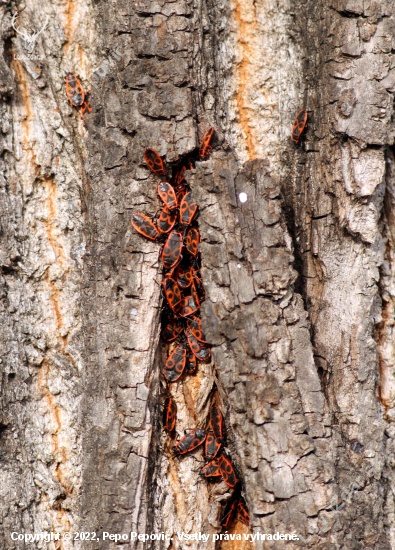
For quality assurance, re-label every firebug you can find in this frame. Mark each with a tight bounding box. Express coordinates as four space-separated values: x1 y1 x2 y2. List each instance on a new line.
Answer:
199 127 215 158
131 213 160 241
173 428 206 457
144 148 166 176
161 231 183 269
164 346 187 382
292 110 308 143
163 396 177 432
65 73 85 107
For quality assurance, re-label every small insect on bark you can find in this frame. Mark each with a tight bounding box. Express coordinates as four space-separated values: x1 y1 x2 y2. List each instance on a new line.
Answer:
158 182 177 210
205 430 222 459
186 327 211 360
157 207 177 234
179 295 200 318
163 396 177 432
65 73 85 107
179 192 198 227
210 405 224 441
217 455 239 487
199 127 215 158
292 110 308 144
161 319 183 342
187 316 207 343
221 499 237 528
185 227 199 257
161 231 183 269
173 428 206 457
185 349 197 373
81 91 92 123
237 501 250 526
199 457 222 478
144 148 166 176
162 278 182 314
164 346 187 382
131 213 160 241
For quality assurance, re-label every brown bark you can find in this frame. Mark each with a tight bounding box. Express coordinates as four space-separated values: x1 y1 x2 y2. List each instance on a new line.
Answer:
0 0 395 548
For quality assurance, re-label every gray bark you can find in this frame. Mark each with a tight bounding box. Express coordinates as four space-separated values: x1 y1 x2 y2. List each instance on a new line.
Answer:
0 0 394 548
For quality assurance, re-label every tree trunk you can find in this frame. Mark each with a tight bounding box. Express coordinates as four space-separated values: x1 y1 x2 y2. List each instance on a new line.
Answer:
1 0 395 548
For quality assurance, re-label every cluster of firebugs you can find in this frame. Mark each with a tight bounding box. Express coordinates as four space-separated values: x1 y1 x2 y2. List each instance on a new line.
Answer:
65 71 308 529
130 128 251 528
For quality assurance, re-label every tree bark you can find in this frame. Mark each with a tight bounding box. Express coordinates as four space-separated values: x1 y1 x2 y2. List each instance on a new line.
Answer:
1 0 395 549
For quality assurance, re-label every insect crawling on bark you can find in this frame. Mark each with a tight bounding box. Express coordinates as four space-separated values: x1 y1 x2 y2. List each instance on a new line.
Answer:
173 428 206 457
164 346 187 382
65 73 85 107
292 110 308 143
163 396 177 432
144 148 166 176
161 231 183 269
199 127 215 158
131 213 160 241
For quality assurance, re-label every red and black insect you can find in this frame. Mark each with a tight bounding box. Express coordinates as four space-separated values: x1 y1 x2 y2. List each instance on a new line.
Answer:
237 500 250 526
199 458 221 478
144 148 166 176
292 110 308 144
65 73 85 107
177 264 193 289
186 327 210 360
162 278 182 314
217 455 239 487
161 319 183 342
176 187 186 205
158 182 177 210
179 295 200 318
164 346 187 382
163 396 177 432
186 227 199 257
210 405 223 441
205 429 221 459
157 207 177 234
179 192 198 226
222 499 237 528
186 316 207 343
81 91 92 123
199 127 215 158
131 213 160 241
173 428 206 457
192 267 205 300
161 231 183 269
185 349 196 373
191 281 200 309
174 166 187 189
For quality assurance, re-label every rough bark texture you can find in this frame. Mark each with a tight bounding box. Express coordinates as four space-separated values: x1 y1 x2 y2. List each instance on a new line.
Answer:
1 0 395 548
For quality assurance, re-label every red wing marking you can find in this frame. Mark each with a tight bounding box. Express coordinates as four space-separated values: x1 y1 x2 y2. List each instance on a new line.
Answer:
205 430 221 459
185 349 197 373
186 327 210 360
200 458 221 477
131 213 159 241
144 148 166 176
161 231 183 269
163 396 177 431
157 206 177 234
173 428 206 456
164 346 187 382
292 110 308 143
222 500 237 528
186 227 199 257
158 182 177 210
179 296 200 318
210 405 223 440
177 265 193 289
237 501 250 526
162 278 182 313
217 455 239 487
186 316 207 343
179 192 198 226
199 127 215 158
66 73 85 107
161 319 183 342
